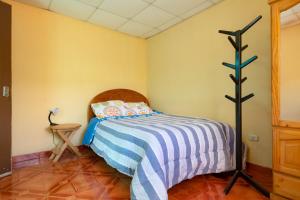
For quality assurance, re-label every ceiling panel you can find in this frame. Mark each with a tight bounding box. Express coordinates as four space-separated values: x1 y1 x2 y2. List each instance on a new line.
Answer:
14 0 223 38
180 1 213 19
211 0 222 3
142 28 161 38
50 0 96 21
89 9 128 29
153 0 207 15
79 0 104 7
99 0 149 18
133 6 174 28
118 21 153 36
16 0 51 9
158 17 182 30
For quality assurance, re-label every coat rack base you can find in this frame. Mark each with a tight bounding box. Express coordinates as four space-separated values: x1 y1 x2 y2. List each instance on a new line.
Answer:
224 169 270 198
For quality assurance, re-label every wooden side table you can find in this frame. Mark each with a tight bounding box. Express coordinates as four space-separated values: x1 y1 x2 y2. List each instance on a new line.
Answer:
49 123 81 162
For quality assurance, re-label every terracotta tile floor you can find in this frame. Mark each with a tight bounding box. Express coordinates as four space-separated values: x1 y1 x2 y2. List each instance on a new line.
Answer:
0 149 271 200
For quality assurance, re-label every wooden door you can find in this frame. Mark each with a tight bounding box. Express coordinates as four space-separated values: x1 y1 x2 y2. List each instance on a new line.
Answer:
0 1 12 177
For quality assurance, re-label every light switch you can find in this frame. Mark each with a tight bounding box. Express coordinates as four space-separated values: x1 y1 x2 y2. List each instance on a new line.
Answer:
2 86 9 97
248 134 259 142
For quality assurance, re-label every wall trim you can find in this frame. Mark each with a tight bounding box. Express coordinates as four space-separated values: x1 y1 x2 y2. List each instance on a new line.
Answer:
12 145 88 169
247 162 272 174
12 147 272 174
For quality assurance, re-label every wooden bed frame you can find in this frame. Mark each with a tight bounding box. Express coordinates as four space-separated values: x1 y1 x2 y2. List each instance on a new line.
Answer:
88 89 149 121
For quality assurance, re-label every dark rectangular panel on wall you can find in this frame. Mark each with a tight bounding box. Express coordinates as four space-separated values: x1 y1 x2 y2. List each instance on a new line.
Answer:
0 1 12 176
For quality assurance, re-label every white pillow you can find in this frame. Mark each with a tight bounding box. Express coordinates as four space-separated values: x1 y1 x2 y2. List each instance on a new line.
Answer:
91 100 127 118
124 102 153 116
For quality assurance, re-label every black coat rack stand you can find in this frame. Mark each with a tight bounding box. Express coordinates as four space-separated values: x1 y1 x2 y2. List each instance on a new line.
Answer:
219 15 270 198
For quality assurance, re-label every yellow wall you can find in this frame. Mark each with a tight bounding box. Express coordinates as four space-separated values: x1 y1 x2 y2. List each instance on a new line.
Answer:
148 0 272 167
4 0 272 167
4 0 147 156
280 23 300 121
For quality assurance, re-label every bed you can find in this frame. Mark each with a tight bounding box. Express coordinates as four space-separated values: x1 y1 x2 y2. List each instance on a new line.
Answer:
83 89 236 200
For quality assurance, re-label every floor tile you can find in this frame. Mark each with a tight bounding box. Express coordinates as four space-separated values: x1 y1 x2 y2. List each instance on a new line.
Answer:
49 173 117 199
103 177 131 199
0 191 45 199
0 149 271 200
0 168 40 190
6 171 70 194
84 159 117 175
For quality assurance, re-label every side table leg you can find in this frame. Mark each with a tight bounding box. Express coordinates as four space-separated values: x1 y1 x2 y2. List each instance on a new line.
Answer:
49 134 64 160
58 131 82 157
49 153 55 160
53 142 68 162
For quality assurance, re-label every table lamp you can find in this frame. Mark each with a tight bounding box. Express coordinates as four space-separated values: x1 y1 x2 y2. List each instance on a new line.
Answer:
48 108 59 126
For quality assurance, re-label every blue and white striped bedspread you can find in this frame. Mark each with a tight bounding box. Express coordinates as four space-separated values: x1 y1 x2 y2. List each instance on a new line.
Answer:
83 113 235 200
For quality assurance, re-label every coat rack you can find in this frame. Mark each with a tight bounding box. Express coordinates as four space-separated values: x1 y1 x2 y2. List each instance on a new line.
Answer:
219 15 270 198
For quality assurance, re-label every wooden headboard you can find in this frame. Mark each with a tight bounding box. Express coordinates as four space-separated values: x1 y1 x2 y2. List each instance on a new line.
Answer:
88 89 149 121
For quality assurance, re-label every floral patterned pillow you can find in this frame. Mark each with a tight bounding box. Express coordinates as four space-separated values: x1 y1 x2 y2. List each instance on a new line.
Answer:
91 100 127 118
124 102 153 116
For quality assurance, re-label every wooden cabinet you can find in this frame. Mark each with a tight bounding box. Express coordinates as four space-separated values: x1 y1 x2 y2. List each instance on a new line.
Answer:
269 0 300 199
271 193 289 200
274 172 300 199
273 128 300 177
